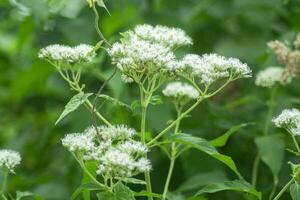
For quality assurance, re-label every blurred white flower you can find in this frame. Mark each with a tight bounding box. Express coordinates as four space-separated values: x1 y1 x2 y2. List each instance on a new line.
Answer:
38 44 96 63
255 67 284 88
0 149 21 173
163 82 199 100
273 108 300 135
61 132 95 152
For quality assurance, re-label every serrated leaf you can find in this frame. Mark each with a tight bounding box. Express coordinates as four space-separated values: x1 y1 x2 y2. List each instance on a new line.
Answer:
255 135 285 180
55 92 92 125
210 123 252 147
98 94 131 110
169 134 242 178
290 182 300 200
16 191 43 200
195 180 262 200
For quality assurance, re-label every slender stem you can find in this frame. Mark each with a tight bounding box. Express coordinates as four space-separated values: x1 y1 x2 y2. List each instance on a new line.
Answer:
162 108 182 199
92 2 110 46
252 87 277 188
72 153 108 190
148 98 203 146
273 178 294 200
84 99 112 127
251 155 260 187
290 132 300 154
139 85 153 200
1 168 8 192
269 177 278 200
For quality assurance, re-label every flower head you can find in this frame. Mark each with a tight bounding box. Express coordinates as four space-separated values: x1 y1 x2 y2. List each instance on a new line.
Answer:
181 53 251 85
62 124 151 179
38 44 96 64
273 108 300 135
163 82 199 103
255 67 285 88
133 24 192 48
0 149 21 173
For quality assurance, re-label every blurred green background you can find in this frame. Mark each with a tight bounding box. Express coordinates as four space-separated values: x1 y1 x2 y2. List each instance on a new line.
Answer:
1 0 300 199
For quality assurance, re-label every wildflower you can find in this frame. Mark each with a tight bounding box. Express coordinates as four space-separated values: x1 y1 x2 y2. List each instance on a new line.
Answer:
273 108 300 135
133 24 192 48
62 124 151 179
61 132 95 152
181 53 251 85
38 44 96 64
121 74 134 83
255 67 285 87
0 149 21 173
163 82 199 101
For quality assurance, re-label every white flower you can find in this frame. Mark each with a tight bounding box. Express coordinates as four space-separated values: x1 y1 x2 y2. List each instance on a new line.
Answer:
61 132 95 152
86 125 136 141
273 108 300 135
117 141 148 155
134 157 152 172
0 149 21 173
163 82 199 100
133 24 192 48
181 53 252 85
121 74 134 83
255 67 284 88
108 33 177 75
38 44 96 63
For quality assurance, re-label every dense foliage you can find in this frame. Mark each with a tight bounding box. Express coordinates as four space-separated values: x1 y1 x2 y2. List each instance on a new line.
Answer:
1 0 300 199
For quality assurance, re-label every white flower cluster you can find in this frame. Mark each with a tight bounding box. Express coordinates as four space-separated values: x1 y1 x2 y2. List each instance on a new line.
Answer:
163 82 199 102
255 67 284 88
273 108 300 135
108 32 179 76
181 53 252 85
62 125 151 178
133 24 192 48
38 44 96 63
0 149 21 173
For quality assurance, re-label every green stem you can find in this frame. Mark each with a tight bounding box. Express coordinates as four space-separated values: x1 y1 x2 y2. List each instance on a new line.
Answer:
290 132 300 154
148 98 203 146
273 178 293 200
251 155 260 187
84 99 112 127
162 108 182 200
139 86 153 200
252 87 277 188
73 153 108 190
92 2 110 46
1 168 8 193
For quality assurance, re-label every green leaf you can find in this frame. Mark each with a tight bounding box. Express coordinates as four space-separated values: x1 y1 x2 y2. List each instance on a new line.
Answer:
134 191 163 199
98 94 131 110
97 182 134 200
16 191 43 200
115 177 146 185
71 182 102 200
195 180 262 200
169 134 242 178
290 182 300 200
167 192 185 200
178 170 228 192
210 123 252 147
55 92 92 125
255 135 285 180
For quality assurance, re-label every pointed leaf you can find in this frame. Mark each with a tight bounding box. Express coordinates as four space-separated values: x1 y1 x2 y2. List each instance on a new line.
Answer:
290 182 300 200
16 191 43 200
210 123 252 147
97 182 134 200
169 134 242 178
255 135 285 180
195 180 262 200
55 92 92 125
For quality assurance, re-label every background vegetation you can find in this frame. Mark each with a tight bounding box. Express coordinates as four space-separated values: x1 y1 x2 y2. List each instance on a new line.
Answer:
1 0 300 199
